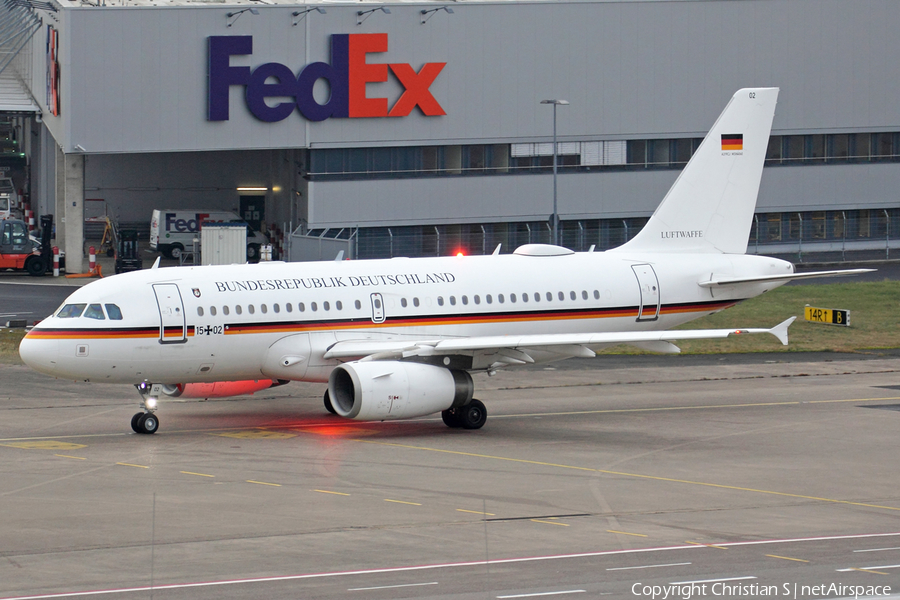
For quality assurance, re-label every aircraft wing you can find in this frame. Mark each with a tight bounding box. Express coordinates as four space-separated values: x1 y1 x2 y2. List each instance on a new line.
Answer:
323 317 797 362
698 269 874 287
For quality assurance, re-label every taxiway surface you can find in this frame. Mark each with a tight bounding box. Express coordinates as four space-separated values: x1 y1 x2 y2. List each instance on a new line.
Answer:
1 354 899 599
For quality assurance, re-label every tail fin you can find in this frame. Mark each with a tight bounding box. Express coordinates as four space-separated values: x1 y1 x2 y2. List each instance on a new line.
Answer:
613 88 779 254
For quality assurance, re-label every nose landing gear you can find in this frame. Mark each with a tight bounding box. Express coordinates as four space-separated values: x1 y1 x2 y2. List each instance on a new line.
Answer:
132 381 161 434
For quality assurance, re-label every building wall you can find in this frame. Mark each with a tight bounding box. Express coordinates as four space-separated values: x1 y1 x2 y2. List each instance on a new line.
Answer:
15 0 900 245
27 0 900 154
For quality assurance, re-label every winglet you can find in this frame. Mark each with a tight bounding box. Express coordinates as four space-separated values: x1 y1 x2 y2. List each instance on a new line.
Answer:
768 316 796 346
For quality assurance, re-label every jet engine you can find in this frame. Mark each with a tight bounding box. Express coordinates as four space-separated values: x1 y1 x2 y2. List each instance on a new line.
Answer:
161 379 285 399
328 361 473 421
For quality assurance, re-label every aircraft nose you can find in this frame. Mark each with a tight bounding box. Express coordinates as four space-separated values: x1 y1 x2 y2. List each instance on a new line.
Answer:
18 331 60 376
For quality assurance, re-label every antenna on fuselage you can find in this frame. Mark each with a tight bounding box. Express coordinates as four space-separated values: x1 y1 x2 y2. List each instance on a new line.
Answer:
492 244 501 255
334 250 345 261
151 257 161 269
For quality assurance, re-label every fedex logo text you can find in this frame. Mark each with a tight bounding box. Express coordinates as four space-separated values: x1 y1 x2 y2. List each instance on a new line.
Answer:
166 213 211 233
208 34 446 123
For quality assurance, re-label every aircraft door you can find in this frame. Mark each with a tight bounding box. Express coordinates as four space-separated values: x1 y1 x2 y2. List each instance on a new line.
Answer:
370 293 385 324
152 283 187 344
631 264 660 322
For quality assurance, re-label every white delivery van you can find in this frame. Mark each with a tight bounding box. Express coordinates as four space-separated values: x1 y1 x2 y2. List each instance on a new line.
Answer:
150 209 268 261
0 177 18 221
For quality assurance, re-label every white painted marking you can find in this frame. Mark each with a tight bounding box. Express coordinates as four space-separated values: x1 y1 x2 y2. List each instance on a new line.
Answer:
348 582 438 591
670 576 757 585
497 591 585 599
836 563 900 572
607 562 691 571
854 546 900 553
3 531 899 600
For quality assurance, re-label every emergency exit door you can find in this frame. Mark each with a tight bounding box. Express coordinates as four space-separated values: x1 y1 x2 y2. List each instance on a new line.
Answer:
152 283 187 344
631 264 660 322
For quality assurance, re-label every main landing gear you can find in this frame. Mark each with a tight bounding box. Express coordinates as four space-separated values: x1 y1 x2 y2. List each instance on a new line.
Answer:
442 399 487 430
132 381 160 434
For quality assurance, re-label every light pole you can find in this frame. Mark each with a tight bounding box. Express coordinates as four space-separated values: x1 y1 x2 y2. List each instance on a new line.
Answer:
540 99 568 246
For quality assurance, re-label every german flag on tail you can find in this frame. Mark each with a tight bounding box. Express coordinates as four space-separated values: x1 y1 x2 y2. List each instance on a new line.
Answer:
721 133 743 151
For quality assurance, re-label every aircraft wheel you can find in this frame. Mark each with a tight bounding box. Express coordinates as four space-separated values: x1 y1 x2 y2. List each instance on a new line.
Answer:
131 412 143 433
441 408 463 428
138 413 159 434
460 399 487 430
323 390 336 415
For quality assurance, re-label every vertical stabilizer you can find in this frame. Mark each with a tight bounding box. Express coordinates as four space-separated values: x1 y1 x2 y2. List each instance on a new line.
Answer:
612 88 778 254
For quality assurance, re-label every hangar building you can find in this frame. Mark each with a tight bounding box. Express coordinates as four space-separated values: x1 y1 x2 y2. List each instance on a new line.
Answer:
3 0 899 272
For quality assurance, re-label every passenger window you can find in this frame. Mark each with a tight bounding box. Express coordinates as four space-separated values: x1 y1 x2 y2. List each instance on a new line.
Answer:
273 304 280 313
413 298 419 307
355 300 361 309
510 294 516 303
546 292 553 301
593 290 600 300
58 304 86 318
323 301 330 311
401 298 408 308
261 304 268 314
522 293 529 303
438 296 444 306
311 302 318 311
84 304 105 320
534 292 540 302
336 300 343 310
223 306 230 315
486 295 492 304
210 306 217 316
582 290 588 300
197 307 204 317
105 304 123 320
235 305 243 315
498 294 504 303
299 302 305 312
286 303 292 313
248 305 255 315
558 292 565 301
450 296 456 306
570 291 576 301
473 295 480 305
462 295 469 305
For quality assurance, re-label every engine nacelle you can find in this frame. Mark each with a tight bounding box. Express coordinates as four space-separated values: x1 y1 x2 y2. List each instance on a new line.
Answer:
328 361 473 421
161 379 282 399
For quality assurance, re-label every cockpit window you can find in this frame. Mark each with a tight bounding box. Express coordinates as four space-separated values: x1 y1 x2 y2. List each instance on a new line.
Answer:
58 304 86 318
83 304 105 320
105 304 123 320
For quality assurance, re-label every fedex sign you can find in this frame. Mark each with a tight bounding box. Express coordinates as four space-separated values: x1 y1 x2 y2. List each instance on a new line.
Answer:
208 34 446 123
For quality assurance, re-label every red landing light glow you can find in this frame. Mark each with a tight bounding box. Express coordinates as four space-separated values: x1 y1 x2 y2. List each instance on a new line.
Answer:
301 425 378 438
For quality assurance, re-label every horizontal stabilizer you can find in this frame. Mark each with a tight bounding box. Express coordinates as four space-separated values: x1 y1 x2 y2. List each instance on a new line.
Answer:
699 269 874 288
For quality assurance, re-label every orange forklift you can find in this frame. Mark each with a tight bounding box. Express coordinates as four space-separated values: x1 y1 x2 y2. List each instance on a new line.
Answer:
0 216 51 276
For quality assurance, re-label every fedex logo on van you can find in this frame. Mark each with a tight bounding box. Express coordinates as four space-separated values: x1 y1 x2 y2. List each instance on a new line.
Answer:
208 34 446 123
166 213 212 233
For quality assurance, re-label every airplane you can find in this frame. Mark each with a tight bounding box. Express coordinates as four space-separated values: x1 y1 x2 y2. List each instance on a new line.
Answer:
19 87 872 434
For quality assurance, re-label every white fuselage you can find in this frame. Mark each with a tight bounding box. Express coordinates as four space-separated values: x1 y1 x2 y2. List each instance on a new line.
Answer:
19 250 793 385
